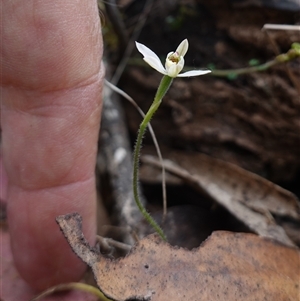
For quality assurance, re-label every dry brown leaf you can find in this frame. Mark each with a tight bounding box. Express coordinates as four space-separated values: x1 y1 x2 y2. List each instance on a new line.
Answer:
141 152 300 246
57 213 300 301
142 151 300 219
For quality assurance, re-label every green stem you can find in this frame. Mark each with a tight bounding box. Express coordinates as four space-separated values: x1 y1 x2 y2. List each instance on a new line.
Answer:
210 60 277 77
133 75 173 241
208 46 300 77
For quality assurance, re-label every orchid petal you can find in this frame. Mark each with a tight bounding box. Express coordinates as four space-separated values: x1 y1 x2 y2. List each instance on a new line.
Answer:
165 57 174 70
143 56 167 75
166 63 178 77
175 39 188 57
166 51 174 59
176 57 185 72
177 69 211 77
165 57 185 77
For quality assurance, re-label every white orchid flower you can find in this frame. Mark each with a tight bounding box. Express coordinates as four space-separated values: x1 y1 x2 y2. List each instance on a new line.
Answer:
135 39 211 78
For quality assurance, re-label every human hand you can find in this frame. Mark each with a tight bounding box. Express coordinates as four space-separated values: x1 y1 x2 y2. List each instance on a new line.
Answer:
1 0 104 299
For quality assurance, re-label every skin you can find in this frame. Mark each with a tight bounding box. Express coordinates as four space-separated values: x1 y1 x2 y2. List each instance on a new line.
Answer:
0 0 104 298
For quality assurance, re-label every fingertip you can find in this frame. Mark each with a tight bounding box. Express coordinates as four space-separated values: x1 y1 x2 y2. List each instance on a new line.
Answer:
8 182 97 291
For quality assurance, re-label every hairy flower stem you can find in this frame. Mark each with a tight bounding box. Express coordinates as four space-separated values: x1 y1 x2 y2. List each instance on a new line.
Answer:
133 75 173 241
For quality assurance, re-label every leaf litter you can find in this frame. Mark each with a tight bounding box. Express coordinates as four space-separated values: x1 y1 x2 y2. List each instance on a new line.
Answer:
57 213 300 301
140 150 300 247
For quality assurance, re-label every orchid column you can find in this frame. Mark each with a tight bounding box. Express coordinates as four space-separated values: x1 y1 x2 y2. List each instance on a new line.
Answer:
134 39 211 240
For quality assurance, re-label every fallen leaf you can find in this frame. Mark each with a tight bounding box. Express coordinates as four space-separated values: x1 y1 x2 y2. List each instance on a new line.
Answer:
57 213 300 301
141 152 300 246
142 151 300 219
